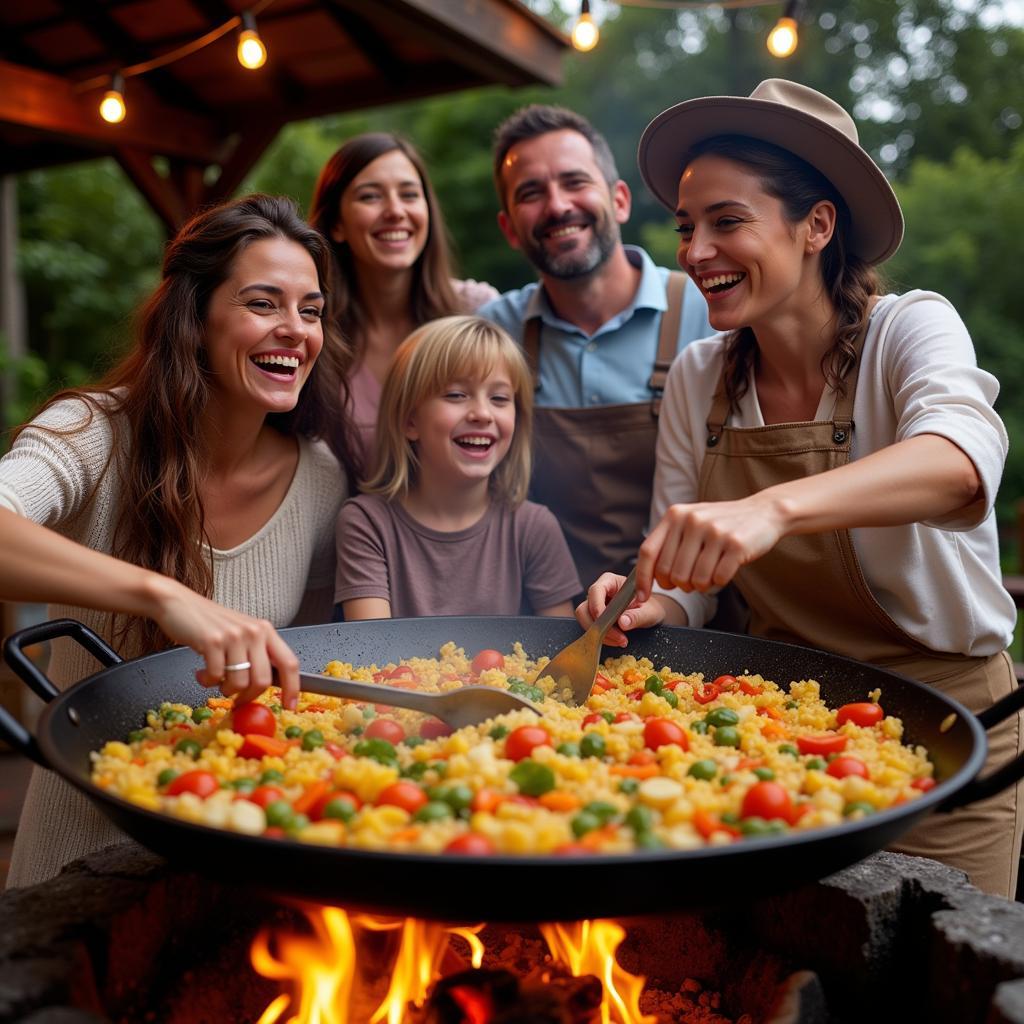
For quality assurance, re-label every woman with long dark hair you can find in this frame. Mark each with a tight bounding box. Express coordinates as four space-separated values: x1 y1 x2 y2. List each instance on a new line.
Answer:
309 132 496 472
579 80 1022 897
0 193 355 887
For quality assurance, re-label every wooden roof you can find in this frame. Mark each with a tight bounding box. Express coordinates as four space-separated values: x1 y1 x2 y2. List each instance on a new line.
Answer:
0 0 566 227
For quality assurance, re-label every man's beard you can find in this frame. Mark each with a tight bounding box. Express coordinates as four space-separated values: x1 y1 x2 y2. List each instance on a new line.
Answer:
520 210 618 280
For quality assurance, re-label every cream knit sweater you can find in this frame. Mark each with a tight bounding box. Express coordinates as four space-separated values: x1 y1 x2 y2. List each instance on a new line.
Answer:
0 396 347 888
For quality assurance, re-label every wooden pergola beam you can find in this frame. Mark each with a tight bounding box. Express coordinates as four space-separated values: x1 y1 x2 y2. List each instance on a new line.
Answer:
0 60 223 168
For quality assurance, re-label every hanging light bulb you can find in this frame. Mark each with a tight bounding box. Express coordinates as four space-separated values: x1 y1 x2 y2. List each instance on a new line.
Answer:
572 0 599 52
99 72 126 123
767 1 800 58
237 11 267 70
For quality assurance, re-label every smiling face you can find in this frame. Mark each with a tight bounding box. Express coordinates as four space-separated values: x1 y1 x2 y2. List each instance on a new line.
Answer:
332 149 430 276
405 361 516 493
497 129 628 280
675 153 828 334
203 236 324 415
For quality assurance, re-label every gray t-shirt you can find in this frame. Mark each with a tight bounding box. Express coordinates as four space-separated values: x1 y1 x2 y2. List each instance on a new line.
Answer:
335 493 581 617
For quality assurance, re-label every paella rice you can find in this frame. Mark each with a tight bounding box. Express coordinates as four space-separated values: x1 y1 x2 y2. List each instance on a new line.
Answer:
89 642 936 855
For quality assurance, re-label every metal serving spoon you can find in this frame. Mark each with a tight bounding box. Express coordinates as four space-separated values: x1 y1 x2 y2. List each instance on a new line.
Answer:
534 566 639 706
298 671 541 729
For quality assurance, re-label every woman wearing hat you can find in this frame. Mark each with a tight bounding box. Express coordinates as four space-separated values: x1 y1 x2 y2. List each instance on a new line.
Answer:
578 80 1022 897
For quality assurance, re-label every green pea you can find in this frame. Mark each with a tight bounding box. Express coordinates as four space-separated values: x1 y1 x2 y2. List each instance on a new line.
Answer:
721 811 740 825
259 769 285 784
354 738 397 765
579 733 606 759
403 736 426 747
508 679 545 702
720 774 734 786
600 711 615 724
157 768 178 787
661 690 679 709
362 706 377 720
556 742 581 757
269 703 282 715
571 810 602 837
805 757 826 771
753 767 776 781
401 762 429 780
785 700 799 710
844 801 875 817
162 710 187 724
192 707 213 723
440 785 474 813
713 726 741 748
705 708 740 728
429 761 448 778
322 797 357 823
175 739 202 759
230 777 256 793
127 729 147 743
284 726 302 739
509 759 556 797
778 744 799 757
688 759 717 781
644 675 664 694
301 729 325 751
636 832 666 850
349 725 364 736
265 800 295 829
739 816 776 836
690 720 709 735
583 801 619 824
625 805 654 833
290 813 309 832
618 778 640 795
489 724 509 740
414 800 453 823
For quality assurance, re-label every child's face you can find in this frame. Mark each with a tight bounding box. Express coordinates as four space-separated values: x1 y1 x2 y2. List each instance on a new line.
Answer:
405 361 516 491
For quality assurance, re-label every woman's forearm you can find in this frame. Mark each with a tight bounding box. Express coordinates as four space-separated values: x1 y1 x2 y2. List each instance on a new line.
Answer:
766 433 982 537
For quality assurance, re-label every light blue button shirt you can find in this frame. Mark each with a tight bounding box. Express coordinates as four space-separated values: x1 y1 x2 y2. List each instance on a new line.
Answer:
478 246 712 408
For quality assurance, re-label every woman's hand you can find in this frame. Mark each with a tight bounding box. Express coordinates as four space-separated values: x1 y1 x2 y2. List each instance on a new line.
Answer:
575 573 681 647
146 577 300 710
636 495 786 603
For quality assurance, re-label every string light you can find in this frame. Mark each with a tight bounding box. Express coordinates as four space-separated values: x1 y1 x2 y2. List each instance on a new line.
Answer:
237 11 267 70
572 0 600 52
99 73 126 124
767 0 801 57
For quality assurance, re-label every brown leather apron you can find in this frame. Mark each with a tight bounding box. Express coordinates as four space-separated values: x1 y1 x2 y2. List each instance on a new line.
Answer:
524 273 685 589
698 331 1022 897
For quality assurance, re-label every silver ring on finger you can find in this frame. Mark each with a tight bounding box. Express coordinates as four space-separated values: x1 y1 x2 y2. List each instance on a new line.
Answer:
224 661 252 672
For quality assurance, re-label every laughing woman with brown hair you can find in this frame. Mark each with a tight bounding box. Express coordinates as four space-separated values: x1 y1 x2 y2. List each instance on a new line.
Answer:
0 193 357 887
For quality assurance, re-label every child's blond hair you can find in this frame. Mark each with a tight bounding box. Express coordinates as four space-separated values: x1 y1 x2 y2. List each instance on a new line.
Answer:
363 315 533 505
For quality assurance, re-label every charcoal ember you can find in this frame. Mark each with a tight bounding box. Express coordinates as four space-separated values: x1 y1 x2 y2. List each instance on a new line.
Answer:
423 966 602 1024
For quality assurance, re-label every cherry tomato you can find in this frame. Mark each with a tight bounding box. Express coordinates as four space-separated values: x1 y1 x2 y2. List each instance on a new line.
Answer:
262 827 287 839
741 781 794 824
365 718 406 744
387 665 415 679
643 718 689 751
827 756 869 779
231 702 276 738
797 733 848 756
582 713 604 727
912 777 937 792
166 770 219 798
471 649 505 674
376 781 428 814
836 702 884 728
444 833 496 855
629 749 657 766
471 788 502 814
504 725 551 762
246 785 285 809
324 742 348 761
613 712 635 723
713 675 740 692
420 718 453 740
629 689 645 701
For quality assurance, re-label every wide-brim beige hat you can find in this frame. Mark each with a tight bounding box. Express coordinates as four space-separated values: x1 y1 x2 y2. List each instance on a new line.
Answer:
637 78 903 265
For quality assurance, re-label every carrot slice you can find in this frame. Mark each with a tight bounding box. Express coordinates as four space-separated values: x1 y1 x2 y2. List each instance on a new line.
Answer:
293 778 330 816
609 763 659 779
207 698 233 709
241 733 291 758
391 826 422 843
539 790 582 813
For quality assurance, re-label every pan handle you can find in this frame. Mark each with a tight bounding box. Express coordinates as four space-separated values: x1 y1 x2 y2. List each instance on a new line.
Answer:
939 684 1024 810
0 702 47 766
3 617 122 702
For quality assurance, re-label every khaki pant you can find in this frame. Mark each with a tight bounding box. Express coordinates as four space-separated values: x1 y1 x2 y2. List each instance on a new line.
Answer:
890 651 1023 898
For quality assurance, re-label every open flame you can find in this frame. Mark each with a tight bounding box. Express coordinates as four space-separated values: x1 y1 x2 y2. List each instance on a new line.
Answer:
251 907 653 1023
